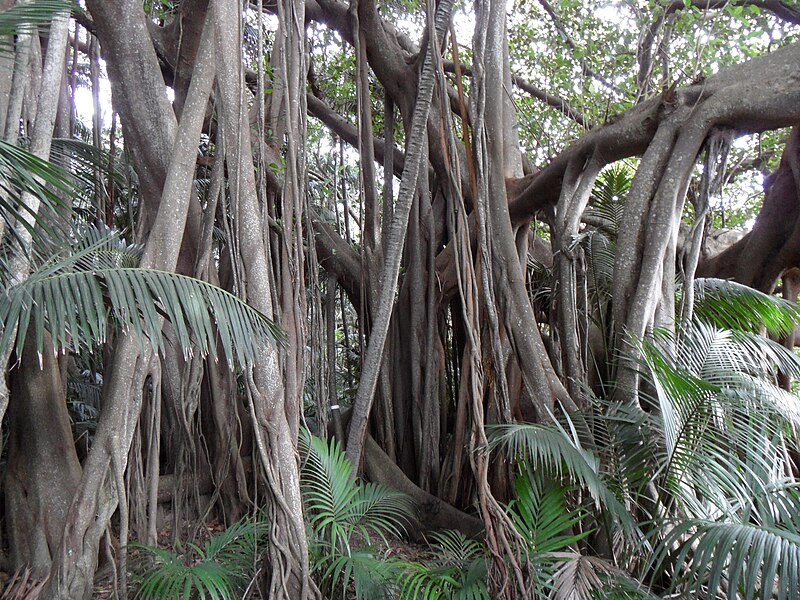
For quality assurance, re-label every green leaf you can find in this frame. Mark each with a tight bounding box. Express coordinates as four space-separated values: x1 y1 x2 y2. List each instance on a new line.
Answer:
693 278 800 338
0 0 72 54
0 228 284 366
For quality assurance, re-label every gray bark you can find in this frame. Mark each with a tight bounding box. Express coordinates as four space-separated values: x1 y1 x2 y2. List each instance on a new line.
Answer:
345 0 453 470
42 12 216 598
0 7 70 449
211 0 312 596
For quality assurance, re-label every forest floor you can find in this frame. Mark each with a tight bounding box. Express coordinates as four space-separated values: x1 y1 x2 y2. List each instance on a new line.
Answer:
0 521 434 598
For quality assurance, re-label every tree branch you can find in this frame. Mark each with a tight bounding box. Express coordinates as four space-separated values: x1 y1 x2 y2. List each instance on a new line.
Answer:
306 92 406 176
536 0 623 94
512 73 595 129
665 0 800 25
441 60 595 128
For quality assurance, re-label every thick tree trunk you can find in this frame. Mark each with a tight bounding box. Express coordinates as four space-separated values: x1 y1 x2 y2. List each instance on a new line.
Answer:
698 127 800 291
5 333 81 578
345 0 453 470
211 1 313 596
42 11 216 598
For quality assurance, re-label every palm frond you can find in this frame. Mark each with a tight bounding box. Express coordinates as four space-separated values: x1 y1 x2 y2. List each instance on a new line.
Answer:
427 530 485 565
640 321 800 519
0 1 72 53
395 531 489 600
323 550 397 600
300 429 414 552
49 138 131 211
396 562 461 600
132 546 237 600
203 514 269 580
0 230 284 366
649 518 800 600
589 396 656 517
693 278 800 338
130 513 267 600
584 163 632 238
550 553 658 600
0 139 74 242
486 423 636 535
507 466 591 556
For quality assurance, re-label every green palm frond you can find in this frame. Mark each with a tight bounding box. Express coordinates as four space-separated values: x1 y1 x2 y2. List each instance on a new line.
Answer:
0 229 284 366
585 228 617 296
203 514 269 580
131 514 267 599
396 562 461 600
395 531 489 600
650 518 800 599
0 139 74 239
693 278 800 338
427 530 485 565
49 138 130 208
300 429 413 552
0 0 72 52
486 423 636 535
549 553 658 600
507 467 591 556
640 321 800 518
324 550 398 600
133 551 236 600
585 163 632 238
590 396 656 515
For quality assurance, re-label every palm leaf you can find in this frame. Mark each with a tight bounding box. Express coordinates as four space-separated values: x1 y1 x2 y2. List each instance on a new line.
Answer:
549 553 658 600
650 518 800 600
0 0 72 53
0 139 74 242
395 531 489 600
486 423 636 535
130 514 267 600
300 429 413 552
132 546 237 600
396 562 460 600
0 230 284 366
507 466 591 556
323 550 397 600
203 514 269 581
48 138 131 213
640 321 800 520
693 278 800 338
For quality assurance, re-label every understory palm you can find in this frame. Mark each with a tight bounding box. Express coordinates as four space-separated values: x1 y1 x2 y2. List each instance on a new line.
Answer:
489 279 800 599
130 516 269 600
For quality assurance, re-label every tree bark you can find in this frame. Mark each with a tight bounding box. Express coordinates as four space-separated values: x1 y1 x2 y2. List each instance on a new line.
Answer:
5 333 81 578
345 0 453 470
42 11 216 598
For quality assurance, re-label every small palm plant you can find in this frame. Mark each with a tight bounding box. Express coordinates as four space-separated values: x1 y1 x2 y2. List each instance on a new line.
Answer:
489 279 800 599
130 515 268 600
299 429 415 599
640 311 800 599
396 530 489 600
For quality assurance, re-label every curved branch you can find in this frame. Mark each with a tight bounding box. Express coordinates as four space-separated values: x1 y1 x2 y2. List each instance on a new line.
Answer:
511 40 800 225
311 211 362 312
441 60 594 128
306 92 406 177
512 73 595 129
433 41 800 307
665 0 800 25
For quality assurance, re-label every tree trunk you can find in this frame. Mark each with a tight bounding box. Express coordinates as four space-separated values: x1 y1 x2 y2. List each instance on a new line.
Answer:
41 10 216 597
5 332 81 578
